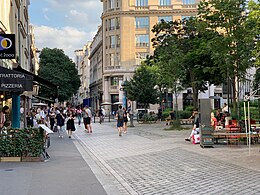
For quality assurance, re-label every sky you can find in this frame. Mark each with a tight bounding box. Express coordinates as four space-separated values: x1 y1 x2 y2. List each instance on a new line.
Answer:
29 0 103 61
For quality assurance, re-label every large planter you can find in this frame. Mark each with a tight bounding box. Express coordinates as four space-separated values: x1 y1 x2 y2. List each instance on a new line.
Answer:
0 157 21 162
0 128 45 161
21 156 42 162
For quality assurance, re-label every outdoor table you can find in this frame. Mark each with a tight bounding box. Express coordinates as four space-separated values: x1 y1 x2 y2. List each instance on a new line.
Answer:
213 131 259 145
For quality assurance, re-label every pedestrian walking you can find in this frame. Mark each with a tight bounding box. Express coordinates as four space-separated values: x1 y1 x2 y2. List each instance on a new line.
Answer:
66 113 76 138
123 107 128 134
49 110 56 130
86 106 93 133
82 107 89 132
76 106 82 126
56 110 65 138
116 105 124 136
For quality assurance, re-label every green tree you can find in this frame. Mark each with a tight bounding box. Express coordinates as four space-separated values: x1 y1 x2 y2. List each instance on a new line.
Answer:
151 18 222 109
248 0 260 67
144 56 170 106
38 48 81 102
198 0 257 117
125 65 159 108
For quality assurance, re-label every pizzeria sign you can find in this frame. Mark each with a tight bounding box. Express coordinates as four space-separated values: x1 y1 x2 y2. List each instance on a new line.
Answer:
0 66 33 92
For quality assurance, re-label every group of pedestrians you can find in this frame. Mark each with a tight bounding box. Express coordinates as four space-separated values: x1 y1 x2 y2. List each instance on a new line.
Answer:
25 105 77 138
19 103 131 138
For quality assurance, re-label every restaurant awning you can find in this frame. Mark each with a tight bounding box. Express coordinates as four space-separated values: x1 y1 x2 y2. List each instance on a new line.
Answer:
14 66 57 92
0 66 33 92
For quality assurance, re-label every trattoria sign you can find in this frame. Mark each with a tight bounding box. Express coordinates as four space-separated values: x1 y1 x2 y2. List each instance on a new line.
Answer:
0 66 33 91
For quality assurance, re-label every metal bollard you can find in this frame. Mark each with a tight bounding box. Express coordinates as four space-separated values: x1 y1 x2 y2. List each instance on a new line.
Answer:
129 113 134 127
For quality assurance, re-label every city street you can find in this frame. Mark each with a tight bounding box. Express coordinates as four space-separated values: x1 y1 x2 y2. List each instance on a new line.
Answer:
73 120 260 195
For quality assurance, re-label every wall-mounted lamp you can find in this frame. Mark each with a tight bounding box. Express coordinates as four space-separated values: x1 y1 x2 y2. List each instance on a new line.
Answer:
0 95 4 99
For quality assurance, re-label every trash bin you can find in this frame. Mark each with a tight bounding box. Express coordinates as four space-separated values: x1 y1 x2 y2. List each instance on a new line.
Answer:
200 126 214 148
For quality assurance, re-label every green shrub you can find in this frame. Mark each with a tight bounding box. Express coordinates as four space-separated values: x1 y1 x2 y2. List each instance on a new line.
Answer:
142 113 158 122
178 110 192 119
0 128 44 157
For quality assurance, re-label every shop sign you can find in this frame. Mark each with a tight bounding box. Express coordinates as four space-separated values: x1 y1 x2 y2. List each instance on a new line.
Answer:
0 34 15 59
0 66 33 91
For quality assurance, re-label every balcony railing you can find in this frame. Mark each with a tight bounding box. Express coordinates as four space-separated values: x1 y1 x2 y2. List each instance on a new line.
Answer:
104 66 121 70
158 5 172 9
182 4 197 9
136 42 149 47
135 6 149 10
110 86 118 90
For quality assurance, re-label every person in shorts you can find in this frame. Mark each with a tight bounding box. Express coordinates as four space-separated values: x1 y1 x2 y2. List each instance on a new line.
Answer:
116 105 124 136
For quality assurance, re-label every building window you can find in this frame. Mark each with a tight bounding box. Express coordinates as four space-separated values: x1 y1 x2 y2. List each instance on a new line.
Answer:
182 0 195 4
115 53 121 65
116 17 120 29
181 16 192 21
108 0 115 9
136 34 149 47
111 76 119 86
159 0 171 6
115 0 120 8
116 35 120 48
135 17 149 29
136 0 148 6
109 18 115 30
108 18 120 30
158 16 172 22
110 35 116 48
136 52 149 65
110 53 115 66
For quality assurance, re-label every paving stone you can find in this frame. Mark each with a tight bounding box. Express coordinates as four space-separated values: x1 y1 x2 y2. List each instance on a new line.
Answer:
74 121 260 195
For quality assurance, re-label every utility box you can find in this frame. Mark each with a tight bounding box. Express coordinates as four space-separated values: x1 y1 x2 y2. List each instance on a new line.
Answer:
199 99 214 148
200 126 214 148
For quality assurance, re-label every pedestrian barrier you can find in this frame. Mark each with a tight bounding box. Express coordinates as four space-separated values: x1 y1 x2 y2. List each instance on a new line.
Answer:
39 124 53 160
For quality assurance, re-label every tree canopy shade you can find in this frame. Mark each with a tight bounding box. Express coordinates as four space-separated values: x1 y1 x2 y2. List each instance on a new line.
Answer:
124 65 159 108
151 18 223 109
38 48 81 102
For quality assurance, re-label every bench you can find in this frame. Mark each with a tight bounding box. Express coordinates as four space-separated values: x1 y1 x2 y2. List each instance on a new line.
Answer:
165 118 193 126
179 119 193 125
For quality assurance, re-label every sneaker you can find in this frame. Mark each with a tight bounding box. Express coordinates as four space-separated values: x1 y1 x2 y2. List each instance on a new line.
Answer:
185 138 191 142
119 133 122 136
58 135 61 138
69 136 71 138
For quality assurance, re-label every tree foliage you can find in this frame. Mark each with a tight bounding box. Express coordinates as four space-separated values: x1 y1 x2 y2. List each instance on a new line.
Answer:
248 0 260 67
125 65 159 108
38 48 81 102
198 0 258 115
151 18 223 109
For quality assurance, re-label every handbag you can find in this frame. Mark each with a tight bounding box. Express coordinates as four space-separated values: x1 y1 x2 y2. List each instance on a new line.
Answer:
53 125 58 132
192 134 200 144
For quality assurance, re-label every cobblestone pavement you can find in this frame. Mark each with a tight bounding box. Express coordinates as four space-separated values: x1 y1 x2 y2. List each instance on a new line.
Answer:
73 120 260 195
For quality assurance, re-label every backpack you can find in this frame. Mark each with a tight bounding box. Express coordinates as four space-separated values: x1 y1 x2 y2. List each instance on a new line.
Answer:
117 109 124 120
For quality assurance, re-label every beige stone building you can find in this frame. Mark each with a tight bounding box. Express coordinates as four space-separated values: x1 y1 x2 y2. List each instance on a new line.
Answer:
0 0 36 127
74 43 92 106
89 27 103 111
100 0 199 112
0 0 31 70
